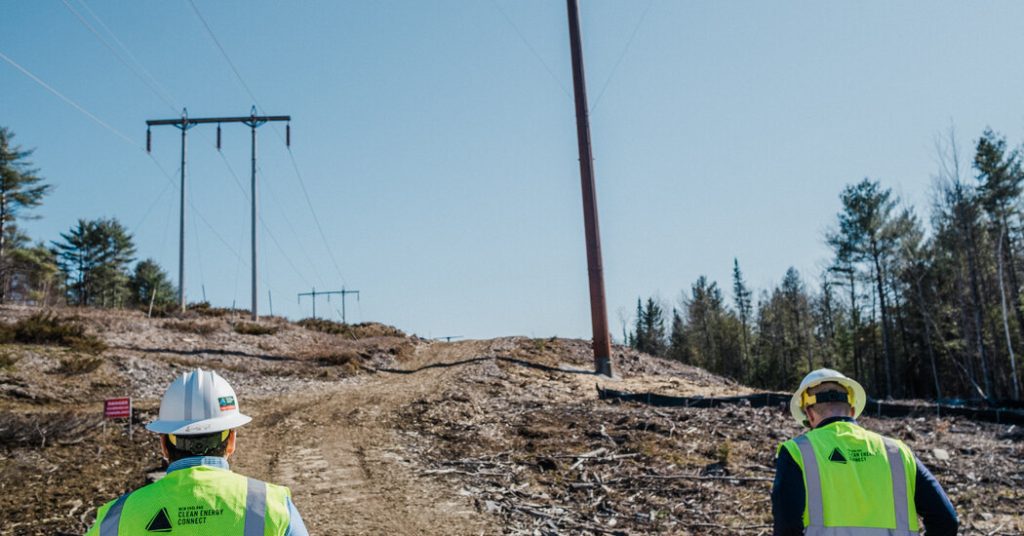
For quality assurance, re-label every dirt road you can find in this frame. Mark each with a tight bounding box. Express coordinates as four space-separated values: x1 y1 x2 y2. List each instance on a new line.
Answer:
234 341 497 535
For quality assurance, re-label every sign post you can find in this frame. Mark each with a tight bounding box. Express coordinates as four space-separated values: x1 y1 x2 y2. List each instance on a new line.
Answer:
104 397 132 440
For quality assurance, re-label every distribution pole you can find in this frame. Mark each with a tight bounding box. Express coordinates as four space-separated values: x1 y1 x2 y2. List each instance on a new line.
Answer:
566 0 613 377
245 108 263 322
147 108 289 319
178 110 189 312
298 287 359 322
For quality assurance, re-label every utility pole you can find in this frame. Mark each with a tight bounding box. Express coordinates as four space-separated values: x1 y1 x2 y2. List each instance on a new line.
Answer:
147 107 290 320
298 287 359 322
566 0 613 377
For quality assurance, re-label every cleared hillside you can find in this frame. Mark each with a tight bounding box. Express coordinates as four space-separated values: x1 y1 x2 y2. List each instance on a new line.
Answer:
0 306 1019 535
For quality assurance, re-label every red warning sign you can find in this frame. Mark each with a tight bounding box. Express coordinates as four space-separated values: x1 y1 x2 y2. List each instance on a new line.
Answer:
104 397 132 419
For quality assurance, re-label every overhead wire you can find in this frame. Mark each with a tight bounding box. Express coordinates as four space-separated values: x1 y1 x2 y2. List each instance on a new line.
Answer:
215 152 323 289
589 0 654 114
256 163 326 288
187 166 207 298
186 0 349 286
60 0 180 112
71 0 181 111
0 49 137 147
131 176 173 233
0 47 243 265
489 0 572 100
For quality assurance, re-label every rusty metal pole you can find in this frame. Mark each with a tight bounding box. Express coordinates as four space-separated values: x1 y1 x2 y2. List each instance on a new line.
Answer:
567 0 613 377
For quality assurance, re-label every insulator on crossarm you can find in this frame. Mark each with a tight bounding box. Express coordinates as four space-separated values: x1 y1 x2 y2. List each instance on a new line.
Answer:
146 128 151 153
216 124 222 150
286 123 291 147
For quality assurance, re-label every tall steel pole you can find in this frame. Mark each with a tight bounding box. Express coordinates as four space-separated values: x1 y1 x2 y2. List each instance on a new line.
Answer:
178 111 188 313
250 117 258 321
567 0 613 377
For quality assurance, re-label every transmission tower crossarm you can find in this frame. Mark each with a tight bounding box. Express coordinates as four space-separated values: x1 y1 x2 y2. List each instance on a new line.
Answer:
146 115 290 126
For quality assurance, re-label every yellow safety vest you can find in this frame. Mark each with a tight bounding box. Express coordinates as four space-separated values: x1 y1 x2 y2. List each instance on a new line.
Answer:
779 421 919 536
86 465 291 536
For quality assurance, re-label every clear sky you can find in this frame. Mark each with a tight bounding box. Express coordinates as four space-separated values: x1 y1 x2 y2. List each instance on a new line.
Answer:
3 1 1024 340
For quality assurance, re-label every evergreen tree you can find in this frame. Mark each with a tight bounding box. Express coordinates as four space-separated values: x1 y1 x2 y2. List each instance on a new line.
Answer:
128 258 176 310
830 179 904 398
732 258 753 376
667 308 688 363
0 127 51 301
631 297 667 356
53 218 136 306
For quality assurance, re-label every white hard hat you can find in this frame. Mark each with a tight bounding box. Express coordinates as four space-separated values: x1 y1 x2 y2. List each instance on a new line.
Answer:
146 368 252 436
790 368 866 427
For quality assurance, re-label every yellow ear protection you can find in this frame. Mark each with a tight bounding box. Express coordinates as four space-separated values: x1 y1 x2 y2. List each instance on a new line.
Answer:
167 430 230 451
801 386 854 409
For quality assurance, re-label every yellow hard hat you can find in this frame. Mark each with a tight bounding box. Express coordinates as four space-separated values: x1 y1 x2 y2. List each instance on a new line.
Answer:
790 368 866 427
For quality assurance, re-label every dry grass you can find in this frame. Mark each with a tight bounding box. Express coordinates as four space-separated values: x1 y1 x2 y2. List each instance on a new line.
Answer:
163 319 218 335
0 349 19 369
58 354 104 375
0 313 107 355
187 301 241 318
233 322 279 336
297 318 405 339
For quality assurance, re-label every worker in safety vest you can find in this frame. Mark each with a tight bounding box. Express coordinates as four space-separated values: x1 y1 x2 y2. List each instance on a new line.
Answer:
772 369 958 536
86 368 308 535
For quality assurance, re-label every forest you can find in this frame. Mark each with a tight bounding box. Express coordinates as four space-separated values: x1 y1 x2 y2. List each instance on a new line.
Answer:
629 128 1024 403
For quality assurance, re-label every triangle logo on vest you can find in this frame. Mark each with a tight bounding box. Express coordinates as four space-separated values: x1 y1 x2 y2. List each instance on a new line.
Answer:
146 507 173 532
828 447 848 464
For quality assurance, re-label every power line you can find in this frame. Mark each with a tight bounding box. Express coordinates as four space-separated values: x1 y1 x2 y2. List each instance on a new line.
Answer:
215 153 324 289
186 0 262 106
284 148 347 285
0 49 137 147
186 0 349 286
256 163 326 288
60 0 179 112
490 0 572 100
72 0 180 111
589 0 654 114
0 46 237 262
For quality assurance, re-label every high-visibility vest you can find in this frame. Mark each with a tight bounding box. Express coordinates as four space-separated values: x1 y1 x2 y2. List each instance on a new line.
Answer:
778 421 920 536
86 465 292 536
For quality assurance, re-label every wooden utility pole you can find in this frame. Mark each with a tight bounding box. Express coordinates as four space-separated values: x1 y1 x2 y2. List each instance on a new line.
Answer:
298 287 359 322
147 107 290 319
566 0 613 377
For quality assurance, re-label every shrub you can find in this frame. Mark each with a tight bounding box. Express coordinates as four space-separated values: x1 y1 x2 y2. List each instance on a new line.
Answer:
715 439 732 466
163 320 218 335
59 354 103 375
0 313 107 357
187 301 240 318
233 322 278 336
67 335 108 355
13 313 85 345
314 349 360 366
297 318 405 339
0 350 20 369
0 324 14 344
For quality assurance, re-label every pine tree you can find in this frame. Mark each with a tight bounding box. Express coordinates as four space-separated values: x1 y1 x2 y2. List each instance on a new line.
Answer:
129 259 176 311
732 258 752 377
53 218 136 306
0 127 51 301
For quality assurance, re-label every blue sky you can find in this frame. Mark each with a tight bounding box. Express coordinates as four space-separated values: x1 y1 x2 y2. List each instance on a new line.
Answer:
3 1 1024 340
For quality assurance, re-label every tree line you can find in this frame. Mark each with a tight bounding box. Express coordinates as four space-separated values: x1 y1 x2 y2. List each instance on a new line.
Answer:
628 128 1024 403
0 126 176 311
